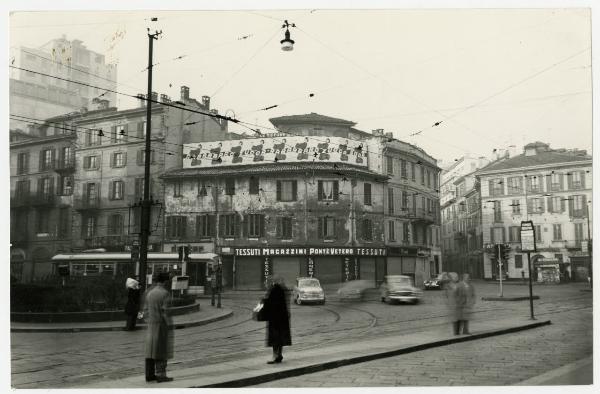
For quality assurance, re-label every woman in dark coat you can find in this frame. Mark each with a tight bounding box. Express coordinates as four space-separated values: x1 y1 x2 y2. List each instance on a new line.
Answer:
264 276 291 364
125 277 140 331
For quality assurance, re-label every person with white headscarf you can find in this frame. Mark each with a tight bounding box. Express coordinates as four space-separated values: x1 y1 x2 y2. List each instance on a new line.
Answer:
125 277 140 331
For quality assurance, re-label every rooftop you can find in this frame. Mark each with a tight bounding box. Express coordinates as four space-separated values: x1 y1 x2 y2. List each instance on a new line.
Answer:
269 113 357 127
476 150 591 174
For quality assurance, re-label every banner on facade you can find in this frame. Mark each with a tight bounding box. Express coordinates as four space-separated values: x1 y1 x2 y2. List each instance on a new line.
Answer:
234 247 386 257
183 136 367 168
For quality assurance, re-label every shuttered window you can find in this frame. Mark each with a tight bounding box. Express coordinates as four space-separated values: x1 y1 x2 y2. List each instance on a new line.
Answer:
225 179 235 196
219 214 238 238
276 217 293 239
277 180 297 201
196 214 216 237
388 188 394 214
108 214 123 235
364 183 372 206
318 217 337 239
317 180 338 201
388 221 395 242
362 218 373 241
249 177 260 195
166 216 187 239
246 214 265 238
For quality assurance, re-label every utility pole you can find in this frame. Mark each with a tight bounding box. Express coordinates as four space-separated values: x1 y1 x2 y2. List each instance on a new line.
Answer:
498 243 503 297
587 200 592 289
138 28 162 292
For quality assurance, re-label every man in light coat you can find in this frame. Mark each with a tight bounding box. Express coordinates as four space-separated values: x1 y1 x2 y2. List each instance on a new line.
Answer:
144 272 174 383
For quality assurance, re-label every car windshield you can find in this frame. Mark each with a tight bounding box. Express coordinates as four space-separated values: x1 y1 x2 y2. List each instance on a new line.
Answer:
299 279 320 287
388 277 412 286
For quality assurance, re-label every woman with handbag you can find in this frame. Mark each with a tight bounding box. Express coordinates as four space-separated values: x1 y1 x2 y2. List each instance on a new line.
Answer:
263 275 291 364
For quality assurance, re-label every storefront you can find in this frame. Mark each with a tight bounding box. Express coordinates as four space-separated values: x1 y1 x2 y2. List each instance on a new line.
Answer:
231 246 386 290
386 247 431 287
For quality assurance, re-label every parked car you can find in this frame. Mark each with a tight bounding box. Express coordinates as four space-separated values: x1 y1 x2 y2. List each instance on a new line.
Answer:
423 272 447 290
380 275 422 304
337 280 371 301
292 277 325 305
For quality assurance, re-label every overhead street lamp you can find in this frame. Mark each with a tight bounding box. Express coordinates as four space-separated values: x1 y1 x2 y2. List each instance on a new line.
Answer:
280 20 296 51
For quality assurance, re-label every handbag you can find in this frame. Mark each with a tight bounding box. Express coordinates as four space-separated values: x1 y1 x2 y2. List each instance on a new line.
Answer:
252 301 267 321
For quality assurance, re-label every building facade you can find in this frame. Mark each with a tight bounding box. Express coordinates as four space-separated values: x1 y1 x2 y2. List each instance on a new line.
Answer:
10 129 77 281
10 36 118 131
476 142 592 282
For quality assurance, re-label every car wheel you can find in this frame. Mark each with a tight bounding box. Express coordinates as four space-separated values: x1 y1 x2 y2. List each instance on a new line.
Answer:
297 297 302 305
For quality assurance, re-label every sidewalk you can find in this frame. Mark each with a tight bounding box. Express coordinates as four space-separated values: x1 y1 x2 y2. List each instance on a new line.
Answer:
11 302 233 333
82 316 551 388
517 355 593 386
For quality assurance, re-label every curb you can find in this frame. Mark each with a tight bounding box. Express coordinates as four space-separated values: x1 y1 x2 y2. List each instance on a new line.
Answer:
482 296 540 301
516 355 593 385
10 310 234 333
196 319 552 388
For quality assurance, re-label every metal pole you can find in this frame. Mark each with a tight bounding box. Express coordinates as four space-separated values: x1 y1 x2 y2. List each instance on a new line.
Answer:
527 251 535 319
498 243 503 297
138 30 160 293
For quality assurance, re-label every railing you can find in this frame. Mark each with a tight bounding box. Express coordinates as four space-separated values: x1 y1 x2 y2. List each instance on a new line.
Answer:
74 195 101 210
54 155 76 172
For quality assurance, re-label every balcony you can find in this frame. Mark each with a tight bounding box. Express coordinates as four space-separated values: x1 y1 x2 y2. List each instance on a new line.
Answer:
54 155 76 173
565 240 586 250
74 195 101 211
408 208 436 224
11 192 56 207
83 235 130 251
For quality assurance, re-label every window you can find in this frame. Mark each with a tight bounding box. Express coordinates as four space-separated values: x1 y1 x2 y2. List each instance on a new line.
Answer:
535 225 542 242
433 172 438 190
112 125 128 143
387 156 394 175
528 198 544 214
58 208 70 238
86 183 97 203
361 218 373 241
39 177 53 197
91 130 102 146
277 180 297 201
401 191 409 210
83 216 96 239
491 227 505 244
388 188 394 214
276 217 293 239
249 177 260 195
137 121 147 138
549 196 563 213
571 195 586 217
36 210 49 233
388 221 395 241
400 160 407 179
318 180 339 201
552 224 562 241
420 165 425 185
83 155 99 170
319 216 337 239
17 152 30 174
514 254 523 269
173 181 183 197
570 171 583 189
59 175 73 195
137 149 155 165
197 181 208 197
426 169 431 188
196 214 215 237
507 199 520 214
509 226 521 243
108 214 123 235
246 214 265 238
403 222 410 242
549 173 562 191
527 175 541 193
166 216 187 238
225 179 235 196
60 147 73 168
134 178 145 200
110 180 124 200
489 178 504 196
15 180 30 200
411 163 416 181
364 183 372 206
493 200 502 222
112 152 126 167
220 214 237 238
574 223 584 241
40 149 55 170
507 177 522 194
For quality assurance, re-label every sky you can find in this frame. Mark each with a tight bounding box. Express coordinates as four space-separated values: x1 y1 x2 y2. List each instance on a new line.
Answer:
7 6 594 165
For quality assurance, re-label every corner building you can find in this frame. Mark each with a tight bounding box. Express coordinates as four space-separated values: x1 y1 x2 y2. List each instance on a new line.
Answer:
162 113 387 290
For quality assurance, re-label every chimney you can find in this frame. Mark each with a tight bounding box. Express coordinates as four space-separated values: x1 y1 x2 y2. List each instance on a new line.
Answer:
137 93 146 108
385 132 394 139
160 94 171 104
181 86 190 100
371 129 384 136
210 109 219 116
202 95 210 109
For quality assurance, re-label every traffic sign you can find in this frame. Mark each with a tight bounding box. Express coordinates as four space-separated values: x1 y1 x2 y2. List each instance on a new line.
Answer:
520 220 536 252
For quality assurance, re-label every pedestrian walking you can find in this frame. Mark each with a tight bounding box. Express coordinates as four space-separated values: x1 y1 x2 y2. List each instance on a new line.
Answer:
455 273 476 335
143 272 174 383
445 272 460 335
124 277 141 331
263 275 291 364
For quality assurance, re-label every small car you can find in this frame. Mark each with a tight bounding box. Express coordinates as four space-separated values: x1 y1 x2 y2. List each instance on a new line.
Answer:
292 277 325 305
423 273 447 290
337 280 371 301
380 275 422 304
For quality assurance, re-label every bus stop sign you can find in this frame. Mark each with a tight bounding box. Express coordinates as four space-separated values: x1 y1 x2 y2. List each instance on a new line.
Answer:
520 221 536 252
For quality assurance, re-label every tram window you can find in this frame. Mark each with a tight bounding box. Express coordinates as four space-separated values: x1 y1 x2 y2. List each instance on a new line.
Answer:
72 264 85 276
85 264 100 275
101 264 115 275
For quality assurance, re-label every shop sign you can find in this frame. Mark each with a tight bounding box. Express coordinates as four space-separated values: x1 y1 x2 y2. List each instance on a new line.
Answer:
354 258 359 280
387 246 429 257
344 257 350 281
234 247 386 257
263 256 271 289
307 257 314 277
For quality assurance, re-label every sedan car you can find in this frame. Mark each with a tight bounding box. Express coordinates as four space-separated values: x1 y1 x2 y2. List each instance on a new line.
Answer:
423 273 448 290
292 277 325 305
337 280 371 301
380 275 422 304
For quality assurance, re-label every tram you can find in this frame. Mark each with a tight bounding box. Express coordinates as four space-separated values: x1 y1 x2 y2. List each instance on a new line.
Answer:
51 251 219 294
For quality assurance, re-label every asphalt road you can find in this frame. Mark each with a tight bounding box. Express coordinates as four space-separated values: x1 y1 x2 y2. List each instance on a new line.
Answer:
10 281 593 388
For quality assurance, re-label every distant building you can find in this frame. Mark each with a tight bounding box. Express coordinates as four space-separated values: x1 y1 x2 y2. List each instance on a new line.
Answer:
440 155 490 277
476 142 592 282
10 36 117 131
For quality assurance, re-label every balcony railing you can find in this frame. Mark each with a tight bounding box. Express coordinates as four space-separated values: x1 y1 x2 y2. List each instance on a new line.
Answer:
408 208 436 224
11 192 56 207
74 195 101 210
54 155 76 172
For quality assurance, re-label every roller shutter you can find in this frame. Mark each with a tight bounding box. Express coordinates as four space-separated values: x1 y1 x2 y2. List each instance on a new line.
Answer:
360 257 376 282
315 256 341 284
387 256 403 275
235 257 263 290
272 257 301 287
